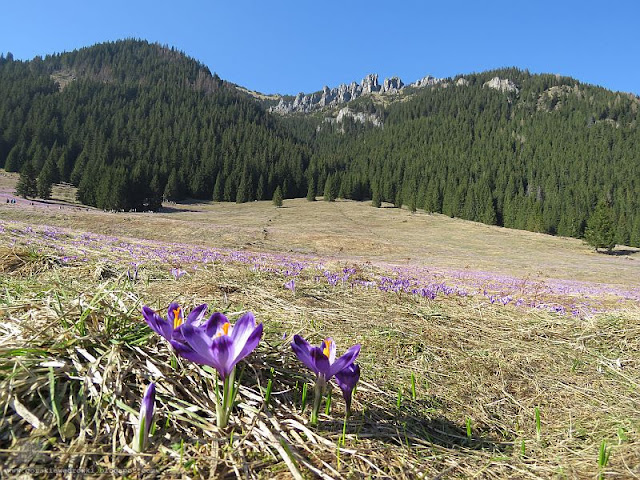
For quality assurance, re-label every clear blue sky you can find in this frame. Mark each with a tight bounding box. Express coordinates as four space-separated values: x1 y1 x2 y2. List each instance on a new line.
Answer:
1 0 638 96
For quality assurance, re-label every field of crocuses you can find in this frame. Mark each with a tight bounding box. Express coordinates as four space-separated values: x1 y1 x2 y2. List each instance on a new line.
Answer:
2 219 638 317
1 213 639 478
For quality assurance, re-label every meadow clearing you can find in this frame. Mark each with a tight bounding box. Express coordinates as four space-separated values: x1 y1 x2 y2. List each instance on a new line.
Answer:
1 171 639 478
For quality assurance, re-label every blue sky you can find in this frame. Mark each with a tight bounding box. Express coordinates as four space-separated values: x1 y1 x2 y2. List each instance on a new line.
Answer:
1 0 638 95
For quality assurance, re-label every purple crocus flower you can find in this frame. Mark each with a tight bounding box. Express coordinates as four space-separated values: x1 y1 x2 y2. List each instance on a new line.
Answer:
335 363 360 414
291 335 360 424
284 279 296 293
135 382 156 452
291 335 360 382
171 268 186 279
170 312 263 380
142 302 208 341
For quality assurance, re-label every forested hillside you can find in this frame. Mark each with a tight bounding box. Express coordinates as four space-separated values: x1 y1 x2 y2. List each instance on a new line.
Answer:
305 68 640 243
1 40 639 244
0 40 309 210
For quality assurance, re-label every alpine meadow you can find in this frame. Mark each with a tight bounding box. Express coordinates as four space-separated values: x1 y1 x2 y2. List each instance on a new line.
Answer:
1 39 639 478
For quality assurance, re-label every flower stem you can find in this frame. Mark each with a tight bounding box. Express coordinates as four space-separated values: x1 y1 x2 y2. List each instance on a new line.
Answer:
311 377 325 426
217 368 236 429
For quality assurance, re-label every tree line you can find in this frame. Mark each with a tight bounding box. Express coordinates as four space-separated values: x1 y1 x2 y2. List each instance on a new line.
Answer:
1 41 639 246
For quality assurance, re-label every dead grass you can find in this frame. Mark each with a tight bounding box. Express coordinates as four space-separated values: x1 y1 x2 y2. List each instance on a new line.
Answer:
0 220 639 478
0 169 638 289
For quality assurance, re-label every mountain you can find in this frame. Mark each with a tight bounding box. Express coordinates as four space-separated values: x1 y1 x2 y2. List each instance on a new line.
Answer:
1 40 639 245
0 39 309 210
264 73 440 114
301 67 640 243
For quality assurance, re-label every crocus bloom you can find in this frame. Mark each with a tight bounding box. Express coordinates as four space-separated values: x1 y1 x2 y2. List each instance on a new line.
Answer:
284 279 295 293
135 382 156 452
291 335 360 424
142 302 207 341
171 268 186 279
291 335 360 382
335 363 360 414
170 311 263 380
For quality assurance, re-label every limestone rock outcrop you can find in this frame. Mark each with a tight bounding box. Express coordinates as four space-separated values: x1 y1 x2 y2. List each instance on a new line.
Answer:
483 77 518 93
269 73 442 114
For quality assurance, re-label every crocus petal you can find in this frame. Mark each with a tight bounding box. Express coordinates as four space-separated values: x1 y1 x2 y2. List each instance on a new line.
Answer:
136 382 156 452
229 312 258 356
142 306 173 340
335 363 360 411
321 337 336 364
291 335 319 375
210 335 234 379
311 346 331 379
178 323 213 356
141 382 156 437
231 321 263 365
329 344 361 378
170 338 213 366
186 304 208 326
203 312 229 337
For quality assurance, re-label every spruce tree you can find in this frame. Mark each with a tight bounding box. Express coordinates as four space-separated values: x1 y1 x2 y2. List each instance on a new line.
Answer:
306 177 316 201
585 202 616 252
371 187 381 208
147 174 163 211
37 158 56 199
323 174 336 202
15 162 38 198
256 174 265 200
272 185 283 207
212 173 223 201
164 169 181 201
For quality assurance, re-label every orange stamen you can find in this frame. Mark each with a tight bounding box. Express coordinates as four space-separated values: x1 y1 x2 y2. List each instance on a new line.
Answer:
173 307 182 329
323 339 332 358
217 322 231 337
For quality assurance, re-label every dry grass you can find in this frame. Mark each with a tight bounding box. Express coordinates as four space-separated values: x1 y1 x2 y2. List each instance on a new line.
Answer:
0 220 639 479
1 169 638 287
0 172 639 477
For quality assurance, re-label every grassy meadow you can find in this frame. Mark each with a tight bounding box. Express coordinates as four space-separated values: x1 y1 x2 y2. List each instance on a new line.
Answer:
1 171 639 478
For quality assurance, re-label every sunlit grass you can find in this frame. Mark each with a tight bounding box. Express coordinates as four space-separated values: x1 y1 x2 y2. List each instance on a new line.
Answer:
0 195 639 477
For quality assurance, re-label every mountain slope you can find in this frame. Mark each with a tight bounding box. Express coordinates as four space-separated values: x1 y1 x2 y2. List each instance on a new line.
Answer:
301 67 640 243
1 41 639 245
0 39 309 210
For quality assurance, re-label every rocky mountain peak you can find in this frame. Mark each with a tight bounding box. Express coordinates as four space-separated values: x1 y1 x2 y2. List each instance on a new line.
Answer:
483 76 518 93
269 73 442 114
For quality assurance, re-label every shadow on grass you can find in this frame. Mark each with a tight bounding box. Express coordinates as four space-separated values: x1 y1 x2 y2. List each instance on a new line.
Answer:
606 248 639 256
319 397 512 454
158 205 200 213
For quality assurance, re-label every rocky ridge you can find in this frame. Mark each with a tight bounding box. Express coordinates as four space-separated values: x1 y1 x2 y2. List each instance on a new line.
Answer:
270 73 442 114
483 76 519 93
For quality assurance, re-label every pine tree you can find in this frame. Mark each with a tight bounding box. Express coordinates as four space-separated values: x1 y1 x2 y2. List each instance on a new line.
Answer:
15 162 38 198
306 177 316 201
256 174 265 200
147 174 163 211
272 185 283 207
37 158 56 199
212 173 223 201
585 202 616 252
164 169 181 201
323 174 336 202
371 188 381 208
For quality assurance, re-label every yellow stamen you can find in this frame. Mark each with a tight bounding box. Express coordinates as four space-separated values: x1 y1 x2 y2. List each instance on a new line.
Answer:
173 307 182 329
217 322 231 337
323 339 333 359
